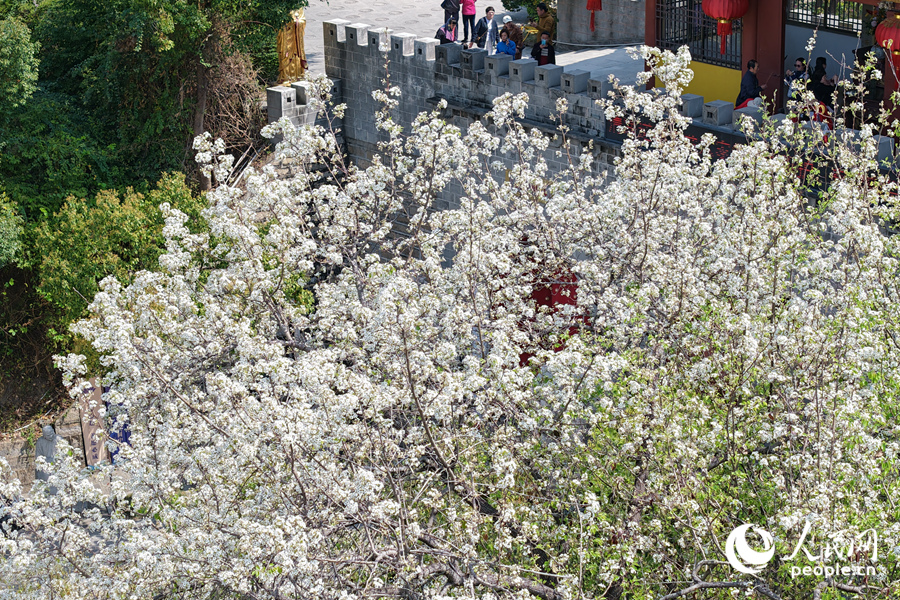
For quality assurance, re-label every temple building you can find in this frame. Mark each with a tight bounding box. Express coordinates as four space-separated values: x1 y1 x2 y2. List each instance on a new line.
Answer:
641 0 886 105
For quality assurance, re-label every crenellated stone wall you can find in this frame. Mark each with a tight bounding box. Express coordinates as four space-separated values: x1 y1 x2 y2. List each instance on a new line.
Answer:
270 20 875 211
304 20 629 211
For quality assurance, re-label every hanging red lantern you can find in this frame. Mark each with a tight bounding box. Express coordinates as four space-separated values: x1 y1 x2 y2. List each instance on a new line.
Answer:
876 13 900 78
703 0 749 55
587 0 602 32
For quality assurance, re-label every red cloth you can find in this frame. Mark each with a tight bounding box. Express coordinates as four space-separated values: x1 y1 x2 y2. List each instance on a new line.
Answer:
735 98 751 110
813 102 833 130
587 0 602 31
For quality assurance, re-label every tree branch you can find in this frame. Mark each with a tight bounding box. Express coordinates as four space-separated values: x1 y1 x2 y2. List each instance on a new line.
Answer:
658 561 783 600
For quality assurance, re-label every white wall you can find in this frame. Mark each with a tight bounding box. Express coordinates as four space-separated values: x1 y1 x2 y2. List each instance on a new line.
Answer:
785 24 861 80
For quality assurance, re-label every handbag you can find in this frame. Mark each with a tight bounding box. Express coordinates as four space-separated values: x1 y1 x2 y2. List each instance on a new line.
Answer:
473 19 487 43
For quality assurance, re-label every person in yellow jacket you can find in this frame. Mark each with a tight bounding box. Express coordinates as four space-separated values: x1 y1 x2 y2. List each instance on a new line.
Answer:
278 9 307 84
528 2 555 41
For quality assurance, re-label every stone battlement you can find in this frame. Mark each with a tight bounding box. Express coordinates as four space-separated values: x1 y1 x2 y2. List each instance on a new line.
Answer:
321 19 609 141
268 19 896 168
277 20 769 144
261 19 899 227
266 19 898 189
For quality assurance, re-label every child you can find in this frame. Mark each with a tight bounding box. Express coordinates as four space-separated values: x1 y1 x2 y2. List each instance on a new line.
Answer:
530 31 555 66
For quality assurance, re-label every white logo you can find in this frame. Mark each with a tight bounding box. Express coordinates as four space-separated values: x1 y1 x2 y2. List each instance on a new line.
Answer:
723 522 880 578
725 524 776 574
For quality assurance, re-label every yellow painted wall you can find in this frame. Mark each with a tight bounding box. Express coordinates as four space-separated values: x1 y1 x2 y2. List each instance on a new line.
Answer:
656 62 743 104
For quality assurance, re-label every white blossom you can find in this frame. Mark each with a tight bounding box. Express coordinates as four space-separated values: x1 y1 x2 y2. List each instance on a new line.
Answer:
2 52 900 600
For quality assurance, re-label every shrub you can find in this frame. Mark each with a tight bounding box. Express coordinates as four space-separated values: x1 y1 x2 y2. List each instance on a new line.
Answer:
0 16 38 110
30 172 205 338
0 193 23 268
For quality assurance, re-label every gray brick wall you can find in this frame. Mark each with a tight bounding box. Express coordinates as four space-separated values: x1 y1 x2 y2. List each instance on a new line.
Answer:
268 19 770 214
266 19 625 211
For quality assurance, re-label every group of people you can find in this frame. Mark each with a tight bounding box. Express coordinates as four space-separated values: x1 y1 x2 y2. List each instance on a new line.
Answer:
735 56 844 111
789 56 839 107
436 2 557 65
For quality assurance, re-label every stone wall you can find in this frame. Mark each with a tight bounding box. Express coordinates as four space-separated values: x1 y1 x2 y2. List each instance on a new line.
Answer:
268 20 829 213
1 406 85 488
270 20 626 212
556 0 645 50
322 22 441 168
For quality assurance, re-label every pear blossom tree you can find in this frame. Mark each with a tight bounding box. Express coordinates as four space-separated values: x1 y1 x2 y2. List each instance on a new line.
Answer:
3 46 900 600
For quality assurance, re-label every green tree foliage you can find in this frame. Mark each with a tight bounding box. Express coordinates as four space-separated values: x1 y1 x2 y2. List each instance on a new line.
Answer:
0 193 23 267
0 0 296 410
0 0 304 215
0 173 204 382
0 16 39 110
30 173 205 328
500 0 554 21
1 93 126 219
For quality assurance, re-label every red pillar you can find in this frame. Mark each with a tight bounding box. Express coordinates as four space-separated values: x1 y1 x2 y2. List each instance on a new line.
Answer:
645 0 656 48
740 0 758 72
645 0 657 89
743 0 785 111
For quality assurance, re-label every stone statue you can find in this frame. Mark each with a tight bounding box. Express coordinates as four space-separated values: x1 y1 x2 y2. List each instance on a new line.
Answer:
277 8 308 84
34 425 58 493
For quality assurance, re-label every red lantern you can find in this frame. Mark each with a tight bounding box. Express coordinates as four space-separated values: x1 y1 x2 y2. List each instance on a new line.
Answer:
703 0 749 55
587 0 602 32
876 13 900 78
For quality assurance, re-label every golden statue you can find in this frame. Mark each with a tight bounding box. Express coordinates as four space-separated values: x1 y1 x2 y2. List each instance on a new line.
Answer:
277 8 307 84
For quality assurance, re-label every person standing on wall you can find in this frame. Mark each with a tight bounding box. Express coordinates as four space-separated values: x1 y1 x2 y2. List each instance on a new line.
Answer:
529 3 555 41
461 0 477 43
472 6 499 54
735 59 766 109
501 15 524 59
441 0 460 26
530 31 555 65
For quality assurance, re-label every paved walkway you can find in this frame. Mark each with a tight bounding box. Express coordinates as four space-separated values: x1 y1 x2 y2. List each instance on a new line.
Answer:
303 0 527 74
301 1 643 91
558 47 644 88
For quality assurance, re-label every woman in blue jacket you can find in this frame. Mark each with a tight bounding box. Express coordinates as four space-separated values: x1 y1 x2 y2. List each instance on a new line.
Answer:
496 29 516 57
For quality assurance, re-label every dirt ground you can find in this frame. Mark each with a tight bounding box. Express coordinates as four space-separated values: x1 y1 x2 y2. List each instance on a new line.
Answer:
0 265 68 437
